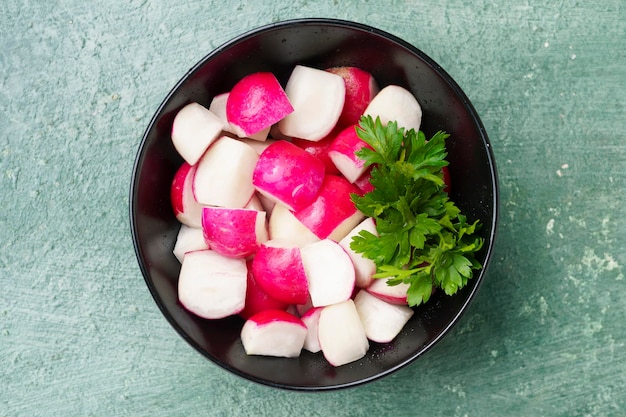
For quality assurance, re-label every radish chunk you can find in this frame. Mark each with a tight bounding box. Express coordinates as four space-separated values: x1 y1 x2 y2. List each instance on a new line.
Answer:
240 260 288 320
326 66 379 128
178 249 247 319
208 92 235 135
171 102 224 165
278 65 346 141
300 239 355 307
338 217 378 288
354 290 414 343
193 136 259 208
328 124 373 183
364 85 422 132
366 277 410 305
293 174 364 242
226 72 293 139
252 140 326 211
268 203 320 247
292 133 341 175
241 310 307 358
318 300 369 366
173 225 209 263
171 162 204 228
300 307 323 353
201 207 268 258
251 240 309 305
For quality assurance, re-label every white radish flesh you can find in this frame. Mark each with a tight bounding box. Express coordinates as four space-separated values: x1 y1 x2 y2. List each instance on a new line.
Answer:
328 124 372 183
338 217 378 288
268 203 320 247
364 85 422 133
170 162 204 228
173 225 209 263
241 309 307 358
366 277 410 305
318 300 369 366
171 102 225 165
354 289 414 343
300 307 323 353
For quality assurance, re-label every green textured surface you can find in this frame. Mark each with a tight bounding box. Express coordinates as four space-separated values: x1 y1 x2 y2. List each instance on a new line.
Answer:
1 1 625 416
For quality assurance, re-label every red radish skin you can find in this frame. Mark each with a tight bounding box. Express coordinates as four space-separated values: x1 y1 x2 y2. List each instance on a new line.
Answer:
291 132 341 175
226 72 294 139
178 249 247 319
293 174 364 242
300 307 323 353
353 166 374 195
240 309 307 358
193 136 259 208
317 300 369 367
173 225 209 263
171 102 224 165
338 217 378 288
171 162 204 228
328 124 373 183
239 260 288 320
326 66 379 129
251 240 309 305
353 289 414 343
252 140 326 211
364 84 422 133
201 207 268 258
366 277 410 305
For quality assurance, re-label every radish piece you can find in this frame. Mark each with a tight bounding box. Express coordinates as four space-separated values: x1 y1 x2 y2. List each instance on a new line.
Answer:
171 102 224 165
251 240 309 305
173 225 209 263
268 203 320 247
252 140 326 211
354 289 414 343
293 174 364 242
226 72 293 139
208 92 235 135
366 277 410 305
170 162 204 228
201 206 267 258
328 124 373 183
178 249 247 319
240 309 307 358
353 166 374 195
318 300 369 366
326 66 379 128
291 132 341 175
240 260 288 320
364 85 422 132
193 136 259 208
278 65 345 141
300 239 355 307
300 307 323 353
338 217 378 288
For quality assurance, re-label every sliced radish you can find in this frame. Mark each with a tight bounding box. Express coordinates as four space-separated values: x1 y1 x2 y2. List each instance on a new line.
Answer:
268 203 320 247
252 140 326 211
171 102 224 165
173 224 209 263
326 66 379 128
240 309 307 358
226 72 293 139
201 206 267 258
278 65 345 141
300 239 355 307
251 240 309 305
171 162 204 228
239 260 288 320
193 136 259 208
364 85 422 132
366 277 410 305
338 217 378 288
178 249 247 319
293 174 364 242
328 124 373 183
291 131 341 175
318 300 369 366
354 289 414 343
208 92 235 135
300 307 323 353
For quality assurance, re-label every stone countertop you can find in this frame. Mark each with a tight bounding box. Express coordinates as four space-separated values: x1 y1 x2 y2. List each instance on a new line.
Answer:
1 1 624 416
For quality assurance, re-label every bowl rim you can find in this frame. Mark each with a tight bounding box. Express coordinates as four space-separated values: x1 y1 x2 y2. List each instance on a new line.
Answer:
129 17 500 391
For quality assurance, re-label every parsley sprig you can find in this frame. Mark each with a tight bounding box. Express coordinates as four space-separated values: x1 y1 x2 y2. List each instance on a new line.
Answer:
350 115 484 307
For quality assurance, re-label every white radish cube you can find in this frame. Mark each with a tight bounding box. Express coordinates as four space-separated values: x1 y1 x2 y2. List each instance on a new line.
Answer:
193 136 259 208
208 92 235 135
354 289 414 343
171 102 224 165
268 203 320 247
364 85 422 132
300 239 355 307
328 124 372 183
278 65 346 141
300 307 323 353
241 309 307 358
173 225 209 263
178 249 247 319
366 277 410 305
201 207 267 258
338 217 378 288
318 300 369 367
170 162 204 228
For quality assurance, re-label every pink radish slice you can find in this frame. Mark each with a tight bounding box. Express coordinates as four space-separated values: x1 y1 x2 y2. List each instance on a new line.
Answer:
328 124 373 183
338 217 378 288
201 206 267 258
364 84 422 132
354 289 414 343
326 66 379 128
300 307 323 353
171 102 224 165
239 260 288 320
318 300 369 367
366 277 410 305
178 249 247 319
252 140 326 211
226 72 293 139
278 65 346 141
171 162 204 228
173 225 209 263
240 309 307 358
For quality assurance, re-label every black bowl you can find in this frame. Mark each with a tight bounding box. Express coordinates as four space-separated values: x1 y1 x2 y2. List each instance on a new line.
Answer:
130 18 499 391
